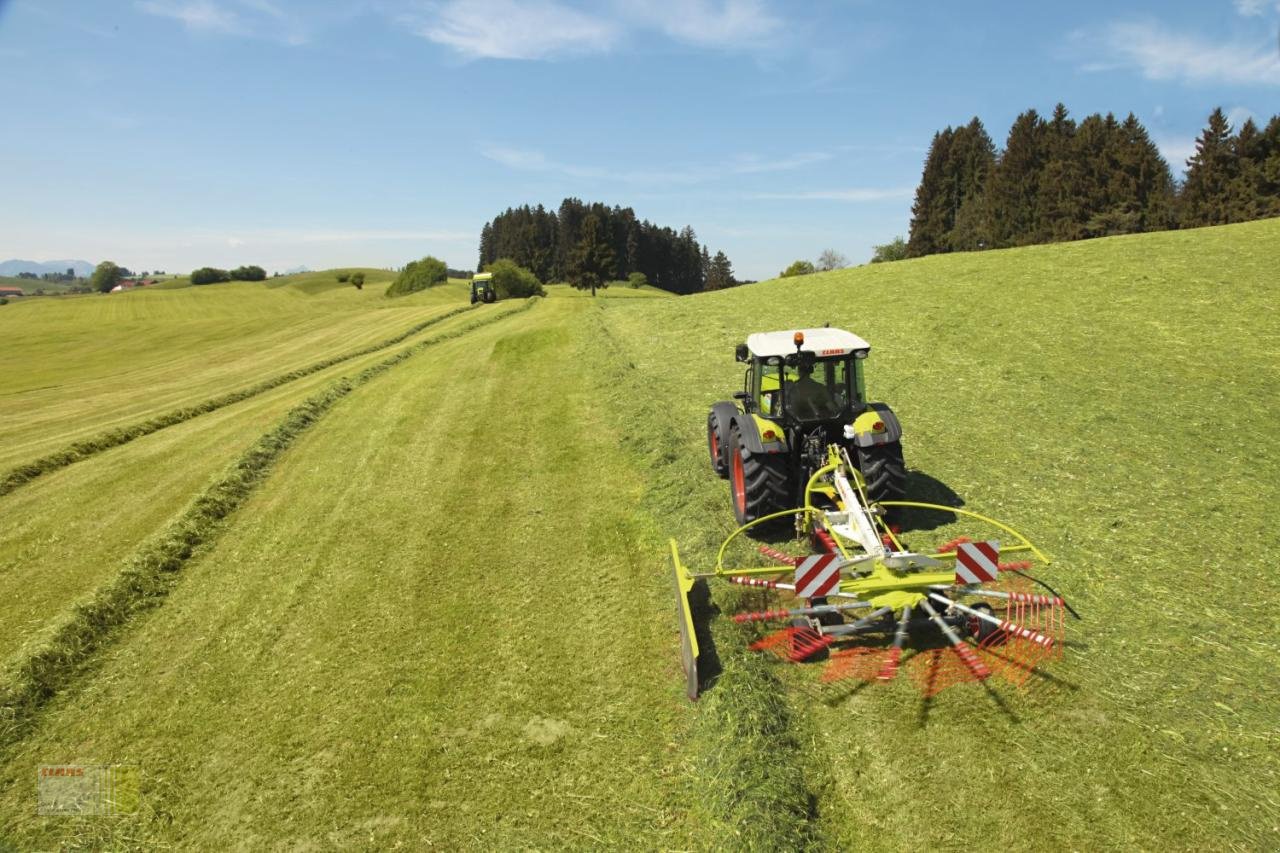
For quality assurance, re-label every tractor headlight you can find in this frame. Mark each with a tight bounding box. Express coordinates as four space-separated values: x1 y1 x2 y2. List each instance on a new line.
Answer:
854 349 869 360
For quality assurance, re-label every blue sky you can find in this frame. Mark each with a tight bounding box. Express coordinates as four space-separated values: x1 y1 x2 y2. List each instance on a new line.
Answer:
1 1 1277 279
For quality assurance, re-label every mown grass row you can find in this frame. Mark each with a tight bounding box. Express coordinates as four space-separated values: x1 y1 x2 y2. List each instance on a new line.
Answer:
583 302 825 850
0 303 480 498
0 299 537 750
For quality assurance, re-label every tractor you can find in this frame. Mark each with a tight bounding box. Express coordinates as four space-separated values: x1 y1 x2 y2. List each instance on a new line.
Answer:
706 328 907 530
470 273 497 304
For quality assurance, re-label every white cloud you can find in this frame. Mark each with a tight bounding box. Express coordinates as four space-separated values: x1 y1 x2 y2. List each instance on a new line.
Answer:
1155 136 1197 174
136 0 310 44
1080 21 1280 86
618 0 782 48
1226 105 1257 129
1233 0 1280 16
479 144 832 185
746 187 914 202
413 0 618 60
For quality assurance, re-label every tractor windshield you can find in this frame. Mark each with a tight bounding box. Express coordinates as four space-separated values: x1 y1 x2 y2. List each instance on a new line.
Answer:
782 357 854 421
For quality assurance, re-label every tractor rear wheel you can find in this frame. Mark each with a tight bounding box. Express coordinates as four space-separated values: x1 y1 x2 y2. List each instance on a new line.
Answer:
728 425 791 531
706 408 730 478
855 440 907 508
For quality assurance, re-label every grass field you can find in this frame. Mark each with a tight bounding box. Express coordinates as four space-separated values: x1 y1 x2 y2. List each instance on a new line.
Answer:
1 220 1277 849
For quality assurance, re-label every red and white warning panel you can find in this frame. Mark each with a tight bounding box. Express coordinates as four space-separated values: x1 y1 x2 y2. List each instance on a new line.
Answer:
955 540 1001 584
795 554 842 598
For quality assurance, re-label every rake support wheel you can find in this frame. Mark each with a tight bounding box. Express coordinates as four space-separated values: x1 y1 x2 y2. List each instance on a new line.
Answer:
706 407 731 478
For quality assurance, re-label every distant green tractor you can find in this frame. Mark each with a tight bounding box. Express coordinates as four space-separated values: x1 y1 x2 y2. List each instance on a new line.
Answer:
470 273 497 304
706 328 907 528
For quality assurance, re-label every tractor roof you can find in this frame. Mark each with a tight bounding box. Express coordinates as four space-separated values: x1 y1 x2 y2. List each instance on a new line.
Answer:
473 272 493 282
746 328 870 359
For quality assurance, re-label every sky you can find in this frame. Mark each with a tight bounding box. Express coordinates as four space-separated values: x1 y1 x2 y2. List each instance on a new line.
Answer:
0 1 1277 280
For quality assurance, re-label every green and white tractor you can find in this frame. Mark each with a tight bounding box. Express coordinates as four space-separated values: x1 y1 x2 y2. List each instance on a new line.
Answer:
470 273 497 304
706 328 907 529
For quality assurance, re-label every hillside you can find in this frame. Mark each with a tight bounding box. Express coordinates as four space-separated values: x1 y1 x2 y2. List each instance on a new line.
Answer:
0 220 1276 848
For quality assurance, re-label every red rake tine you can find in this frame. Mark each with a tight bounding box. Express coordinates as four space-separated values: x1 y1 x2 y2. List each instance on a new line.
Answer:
877 605 913 682
758 545 802 566
926 592 1055 652
919 597 990 680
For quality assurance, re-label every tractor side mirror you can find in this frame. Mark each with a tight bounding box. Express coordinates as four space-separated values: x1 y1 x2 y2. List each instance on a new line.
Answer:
734 343 749 362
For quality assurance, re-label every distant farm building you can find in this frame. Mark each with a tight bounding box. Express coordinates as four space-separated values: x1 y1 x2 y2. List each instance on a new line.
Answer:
0 287 24 298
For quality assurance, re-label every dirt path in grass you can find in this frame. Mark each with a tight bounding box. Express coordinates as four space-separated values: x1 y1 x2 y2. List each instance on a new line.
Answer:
0 298 727 849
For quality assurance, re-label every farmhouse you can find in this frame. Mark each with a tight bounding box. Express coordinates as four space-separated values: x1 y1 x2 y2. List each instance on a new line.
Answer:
0 287 24 298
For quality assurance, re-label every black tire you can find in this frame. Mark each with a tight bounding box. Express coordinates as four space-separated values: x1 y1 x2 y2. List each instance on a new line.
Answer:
706 409 731 478
855 440 907 506
728 425 791 530
968 602 1004 646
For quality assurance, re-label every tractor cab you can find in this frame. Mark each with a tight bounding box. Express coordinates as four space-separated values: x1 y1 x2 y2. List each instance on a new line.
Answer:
739 328 870 425
470 273 497 304
709 327 906 528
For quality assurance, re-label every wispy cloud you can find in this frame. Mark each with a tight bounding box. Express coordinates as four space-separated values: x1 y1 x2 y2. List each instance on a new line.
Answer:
618 0 782 49
1074 20 1280 87
136 0 309 45
409 0 618 60
407 0 785 60
746 187 914 202
1155 136 1197 175
480 144 832 185
1233 0 1280 16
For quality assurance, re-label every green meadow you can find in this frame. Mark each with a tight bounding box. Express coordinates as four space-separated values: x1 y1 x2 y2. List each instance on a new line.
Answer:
1 221 1277 849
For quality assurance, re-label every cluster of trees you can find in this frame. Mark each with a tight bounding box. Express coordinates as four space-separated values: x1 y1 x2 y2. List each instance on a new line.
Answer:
779 249 849 278
478 199 734 295
907 105 1280 258
483 259 545 299
17 268 79 282
386 256 447 297
191 265 267 285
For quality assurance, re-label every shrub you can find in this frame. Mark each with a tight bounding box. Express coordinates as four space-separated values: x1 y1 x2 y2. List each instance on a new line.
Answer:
870 237 908 264
0 297 8 306
779 260 815 278
336 272 350 283
627 271 648 289
191 267 231 285
230 265 267 281
485 258 545 299
386 256 448 297
350 272 365 290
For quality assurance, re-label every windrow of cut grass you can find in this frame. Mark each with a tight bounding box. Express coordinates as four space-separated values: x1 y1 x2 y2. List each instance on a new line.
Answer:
0 307 496 665
591 217 1280 849
0 279 471 467
0 302 479 497
0 299 537 751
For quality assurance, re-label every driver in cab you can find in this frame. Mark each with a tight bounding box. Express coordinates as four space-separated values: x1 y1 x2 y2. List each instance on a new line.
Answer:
786 360 836 419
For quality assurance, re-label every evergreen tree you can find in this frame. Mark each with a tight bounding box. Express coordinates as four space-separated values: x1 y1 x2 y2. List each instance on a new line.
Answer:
568 214 616 296
705 250 734 291
906 128 954 257
1181 108 1237 227
1036 103 1084 242
985 109 1045 247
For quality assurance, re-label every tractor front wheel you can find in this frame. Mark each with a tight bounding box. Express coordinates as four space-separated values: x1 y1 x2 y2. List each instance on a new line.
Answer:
728 426 791 531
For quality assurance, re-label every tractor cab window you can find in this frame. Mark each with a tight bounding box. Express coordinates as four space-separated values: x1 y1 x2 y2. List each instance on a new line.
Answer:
758 361 783 417
782 356 853 421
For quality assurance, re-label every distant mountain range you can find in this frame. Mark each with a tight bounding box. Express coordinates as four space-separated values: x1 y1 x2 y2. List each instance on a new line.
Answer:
284 265 311 274
0 259 96 277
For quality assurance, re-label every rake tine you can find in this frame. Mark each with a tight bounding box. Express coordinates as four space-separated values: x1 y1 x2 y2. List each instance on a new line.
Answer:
926 592 1055 650
877 605 912 681
918 597 990 680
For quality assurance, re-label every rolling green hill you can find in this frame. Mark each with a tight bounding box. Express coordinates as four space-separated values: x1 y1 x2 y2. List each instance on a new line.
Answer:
0 221 1276 849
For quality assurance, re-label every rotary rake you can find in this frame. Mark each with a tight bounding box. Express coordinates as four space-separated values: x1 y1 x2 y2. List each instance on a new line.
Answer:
671 445 1078 700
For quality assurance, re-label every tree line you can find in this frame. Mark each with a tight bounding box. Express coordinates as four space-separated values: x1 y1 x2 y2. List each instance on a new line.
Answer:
907 105 1280 258
478 198 735 295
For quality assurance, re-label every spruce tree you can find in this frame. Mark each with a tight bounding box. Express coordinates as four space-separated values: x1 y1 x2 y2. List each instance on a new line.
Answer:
907 129 954 257
705 251 734 291
568 214 616 296
985 109 1045 247
1181 108 1238 227
1036 103 1083 242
